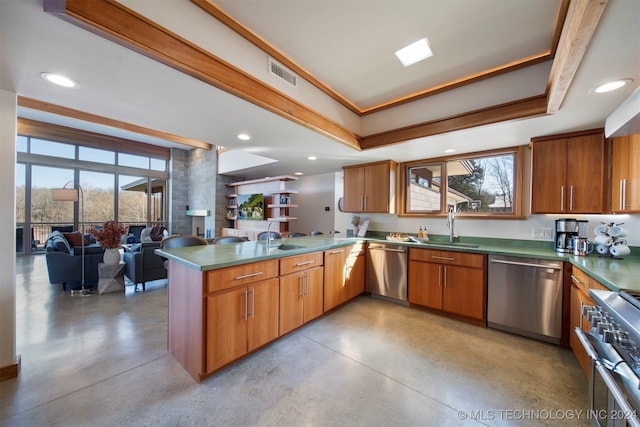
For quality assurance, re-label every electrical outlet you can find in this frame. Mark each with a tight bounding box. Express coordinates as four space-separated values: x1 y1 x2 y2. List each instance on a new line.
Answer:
532 228 553 240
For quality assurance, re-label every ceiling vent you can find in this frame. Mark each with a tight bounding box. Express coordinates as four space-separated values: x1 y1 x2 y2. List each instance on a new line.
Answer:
268 58 298 88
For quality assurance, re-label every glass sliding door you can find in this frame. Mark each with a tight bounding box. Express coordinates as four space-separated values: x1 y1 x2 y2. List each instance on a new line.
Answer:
80 171 115 233
118 175 149 232
31 166 75 248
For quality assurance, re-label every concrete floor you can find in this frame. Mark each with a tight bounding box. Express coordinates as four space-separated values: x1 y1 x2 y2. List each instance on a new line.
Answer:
0 255 590 426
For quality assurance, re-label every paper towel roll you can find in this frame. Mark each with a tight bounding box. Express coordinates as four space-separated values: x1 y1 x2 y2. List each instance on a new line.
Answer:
609 244 631 257
596 244 609 255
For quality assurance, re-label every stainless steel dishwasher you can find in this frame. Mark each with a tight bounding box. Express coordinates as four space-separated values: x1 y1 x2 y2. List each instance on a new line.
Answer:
366 243 408 305
487 255 564 344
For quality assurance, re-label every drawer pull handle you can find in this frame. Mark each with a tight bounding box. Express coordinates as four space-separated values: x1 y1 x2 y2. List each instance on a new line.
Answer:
329 250 344 254
234 271 263 280
431 256 455 261
570 274 584 285
295 260 314 266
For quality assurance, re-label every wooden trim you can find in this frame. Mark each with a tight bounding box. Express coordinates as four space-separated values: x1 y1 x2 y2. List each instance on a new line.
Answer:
43 0 360 151
360 95 548 150
0 356 20 382
530 127 604 142
546 0 608 113
18 97 210 151
17 117 171 160
226 175 299 187
550 0 572 58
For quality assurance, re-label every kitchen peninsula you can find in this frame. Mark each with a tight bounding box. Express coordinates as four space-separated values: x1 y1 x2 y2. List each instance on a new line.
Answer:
158 236 640 382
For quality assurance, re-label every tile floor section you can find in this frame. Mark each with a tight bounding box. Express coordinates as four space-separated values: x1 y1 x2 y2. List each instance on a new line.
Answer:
0 255 590 426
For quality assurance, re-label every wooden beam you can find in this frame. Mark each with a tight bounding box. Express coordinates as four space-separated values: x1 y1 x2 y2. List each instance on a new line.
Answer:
359 95 549 150
547 0 608 113
43 0 361 151
18 97 211 151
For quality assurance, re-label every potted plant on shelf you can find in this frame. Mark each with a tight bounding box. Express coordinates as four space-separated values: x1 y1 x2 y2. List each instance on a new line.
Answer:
90 221 126 264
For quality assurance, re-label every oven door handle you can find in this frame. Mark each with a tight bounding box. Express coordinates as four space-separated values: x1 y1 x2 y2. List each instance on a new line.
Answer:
574 328 640 427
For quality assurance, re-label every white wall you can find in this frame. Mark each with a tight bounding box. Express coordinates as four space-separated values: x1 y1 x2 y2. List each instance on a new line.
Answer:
0 90 17 372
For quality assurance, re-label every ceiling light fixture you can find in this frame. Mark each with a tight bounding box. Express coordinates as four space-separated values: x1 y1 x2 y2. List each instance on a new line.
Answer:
594 79 632 93
395 38 433 67
40 72 76 88
307 155 317 160
237 133 251 141
444 148 456 154
294 172 304 176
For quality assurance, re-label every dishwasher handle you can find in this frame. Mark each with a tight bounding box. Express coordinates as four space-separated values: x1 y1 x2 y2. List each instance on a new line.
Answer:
490 258 562 270
369 246 406 253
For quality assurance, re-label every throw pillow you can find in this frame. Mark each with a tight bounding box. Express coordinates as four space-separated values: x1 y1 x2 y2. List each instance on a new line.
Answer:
63 231 89 247
149 224 166 241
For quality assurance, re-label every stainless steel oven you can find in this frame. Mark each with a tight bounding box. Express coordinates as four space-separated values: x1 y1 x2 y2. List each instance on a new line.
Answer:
575 289 640 427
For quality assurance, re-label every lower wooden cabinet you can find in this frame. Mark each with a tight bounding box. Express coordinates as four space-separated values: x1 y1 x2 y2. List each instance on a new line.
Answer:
206 277 279 373
569 266 607 378
324 244 365 311
279 266 324 335
408 248 486 322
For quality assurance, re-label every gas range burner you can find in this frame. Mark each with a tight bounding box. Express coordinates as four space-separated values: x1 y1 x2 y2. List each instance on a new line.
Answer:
621 290 640 311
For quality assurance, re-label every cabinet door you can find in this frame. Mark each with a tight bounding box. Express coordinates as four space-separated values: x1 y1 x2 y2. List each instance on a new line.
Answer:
570 283 593 378
363 163 390 212
344 250 365 301
408 261 442 309
248 278 279 352
442 265 485 320
206 287 248 373
566 133 605 213
343 167 365 212
531 138 567 213
279 273 304 336
303 267 325 323
612 135 640 212
324 247 349 311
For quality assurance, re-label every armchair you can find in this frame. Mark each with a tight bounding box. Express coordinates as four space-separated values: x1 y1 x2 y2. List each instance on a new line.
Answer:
45 231 105 291
123 242 167 291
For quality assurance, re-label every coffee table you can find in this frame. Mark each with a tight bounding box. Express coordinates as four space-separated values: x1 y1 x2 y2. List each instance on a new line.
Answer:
98 262 126 294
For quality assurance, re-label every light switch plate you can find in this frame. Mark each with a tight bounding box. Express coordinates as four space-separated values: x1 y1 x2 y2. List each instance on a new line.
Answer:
532 228 553 240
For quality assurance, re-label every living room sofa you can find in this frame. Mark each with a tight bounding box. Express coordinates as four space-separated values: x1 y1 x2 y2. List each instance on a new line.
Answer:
123 242 167 291
45 231 105 291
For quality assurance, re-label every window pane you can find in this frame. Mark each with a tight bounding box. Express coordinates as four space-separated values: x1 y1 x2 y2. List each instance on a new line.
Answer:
118 153 149 169
150 158 166 171
16 135 28 152
407 164 442 212
79 146 115 164
447 153 515 213
150 179 166 223
31 166 75 239
30 138 75 159
118 175 148 225
16 163 26 223
80 171 115 228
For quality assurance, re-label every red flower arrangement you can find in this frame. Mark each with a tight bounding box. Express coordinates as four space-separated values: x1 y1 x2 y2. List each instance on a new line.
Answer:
90 221 126 249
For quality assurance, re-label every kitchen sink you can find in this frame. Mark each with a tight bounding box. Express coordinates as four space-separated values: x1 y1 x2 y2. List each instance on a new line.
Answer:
273 244 304 251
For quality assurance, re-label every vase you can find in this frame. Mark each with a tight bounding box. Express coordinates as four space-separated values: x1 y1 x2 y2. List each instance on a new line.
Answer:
103 248 121 265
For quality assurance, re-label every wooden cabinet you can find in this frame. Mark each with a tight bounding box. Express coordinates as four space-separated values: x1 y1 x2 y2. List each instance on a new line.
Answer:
531 129 606 214
343 160 397 213
611 134 640 213
324 244 365 311
204 260 279 374
279 252 324 336
408 248 486 323
569 266 608 379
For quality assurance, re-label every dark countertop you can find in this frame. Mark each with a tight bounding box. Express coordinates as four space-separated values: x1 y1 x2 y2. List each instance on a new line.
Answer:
156 235 640 292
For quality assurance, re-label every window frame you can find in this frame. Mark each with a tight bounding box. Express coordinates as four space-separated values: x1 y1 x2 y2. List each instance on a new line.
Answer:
398 145 526 219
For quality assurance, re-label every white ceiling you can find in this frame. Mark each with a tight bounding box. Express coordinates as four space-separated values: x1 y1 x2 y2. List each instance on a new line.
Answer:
1 0 639 179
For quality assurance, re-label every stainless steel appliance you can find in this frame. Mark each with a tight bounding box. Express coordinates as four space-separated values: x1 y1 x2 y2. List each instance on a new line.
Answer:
366 243 408 305
555 218 588 253
487 255 564 344
575 289 640 426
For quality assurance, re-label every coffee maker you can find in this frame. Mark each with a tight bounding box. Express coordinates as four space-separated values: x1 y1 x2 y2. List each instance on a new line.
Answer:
555 218 588 253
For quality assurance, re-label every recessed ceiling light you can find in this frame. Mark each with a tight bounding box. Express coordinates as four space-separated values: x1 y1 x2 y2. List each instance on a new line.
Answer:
40 72 76 88
593 79 632 93
307 155 317 160
395 38 433 67
444 148 456 154
237 133 251 141
294 172 304 176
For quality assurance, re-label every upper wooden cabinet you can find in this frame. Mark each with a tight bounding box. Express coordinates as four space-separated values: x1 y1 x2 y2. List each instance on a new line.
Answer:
611 134 640 213
343 160 397 213
530 129 606 214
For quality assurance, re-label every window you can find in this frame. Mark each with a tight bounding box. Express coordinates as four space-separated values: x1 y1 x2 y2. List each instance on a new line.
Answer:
400 146 524 218
79 146 115 164
118 153 149 169
31 138 75 159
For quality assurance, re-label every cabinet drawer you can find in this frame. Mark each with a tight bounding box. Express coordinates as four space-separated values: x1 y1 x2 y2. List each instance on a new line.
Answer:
280 251 323 275
570 266 608 293
206 260 279 293
409 248 484 268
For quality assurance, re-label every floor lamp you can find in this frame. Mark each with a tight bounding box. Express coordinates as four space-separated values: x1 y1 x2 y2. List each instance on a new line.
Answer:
51 182 90 296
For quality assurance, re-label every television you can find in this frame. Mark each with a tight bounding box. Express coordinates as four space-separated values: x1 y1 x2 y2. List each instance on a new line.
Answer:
237 193 264 220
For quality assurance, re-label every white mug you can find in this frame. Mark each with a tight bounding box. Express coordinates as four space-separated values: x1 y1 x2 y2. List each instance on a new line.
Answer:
593 233 613 246
596 244 609 255
613 238 628 246
594 224 609 235
608 226 628 238
610 244 631 257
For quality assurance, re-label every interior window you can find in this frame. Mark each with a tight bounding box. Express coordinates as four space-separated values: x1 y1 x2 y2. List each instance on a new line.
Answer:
401 146 523 218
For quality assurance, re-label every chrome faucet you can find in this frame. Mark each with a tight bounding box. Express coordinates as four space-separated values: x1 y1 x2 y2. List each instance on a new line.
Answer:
447 206 456 243
266 221 276 247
